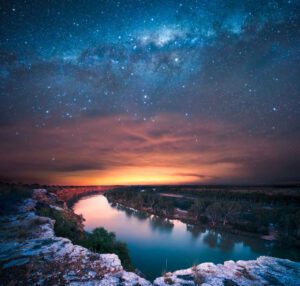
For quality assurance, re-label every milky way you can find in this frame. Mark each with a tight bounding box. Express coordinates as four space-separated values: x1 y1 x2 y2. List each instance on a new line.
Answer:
1 0 300 185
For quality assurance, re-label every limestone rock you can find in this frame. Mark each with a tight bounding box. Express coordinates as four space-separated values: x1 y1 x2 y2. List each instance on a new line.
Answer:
153 256 300 286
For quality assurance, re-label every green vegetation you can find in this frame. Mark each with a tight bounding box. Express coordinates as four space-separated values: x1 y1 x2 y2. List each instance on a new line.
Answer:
105 186 300 246
37 206 83 243
0 183 32 215
37 205 133 270
80 227 132 269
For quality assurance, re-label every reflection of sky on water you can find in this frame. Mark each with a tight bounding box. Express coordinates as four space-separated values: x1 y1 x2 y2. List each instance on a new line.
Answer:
73 194 299 281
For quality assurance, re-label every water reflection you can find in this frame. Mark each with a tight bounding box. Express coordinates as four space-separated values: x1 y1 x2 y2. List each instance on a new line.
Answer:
186 225 206 239
73 194 300 281
112 203 150 221
149 216 174 233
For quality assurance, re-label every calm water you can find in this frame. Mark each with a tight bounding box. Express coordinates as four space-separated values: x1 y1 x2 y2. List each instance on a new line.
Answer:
73 194 299 281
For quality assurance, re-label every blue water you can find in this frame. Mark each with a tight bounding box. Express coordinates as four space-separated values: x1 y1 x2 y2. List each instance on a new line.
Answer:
73 194 299 281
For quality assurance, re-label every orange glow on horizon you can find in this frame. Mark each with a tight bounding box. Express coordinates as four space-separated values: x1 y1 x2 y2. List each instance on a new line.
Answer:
45 163 242 186
0 112 289 186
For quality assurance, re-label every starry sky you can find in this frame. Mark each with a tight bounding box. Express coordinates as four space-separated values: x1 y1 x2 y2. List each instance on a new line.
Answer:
0 0 300 185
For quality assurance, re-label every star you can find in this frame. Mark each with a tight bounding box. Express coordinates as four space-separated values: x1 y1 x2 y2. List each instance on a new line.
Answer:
0 0 299 186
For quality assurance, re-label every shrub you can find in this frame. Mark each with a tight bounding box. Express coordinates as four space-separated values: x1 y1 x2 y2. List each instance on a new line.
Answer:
0 184 32 215
37 206 82 243
81 227 133 270
37 206 133 270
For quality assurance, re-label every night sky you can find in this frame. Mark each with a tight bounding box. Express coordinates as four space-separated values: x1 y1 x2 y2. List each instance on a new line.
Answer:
1 0 300 185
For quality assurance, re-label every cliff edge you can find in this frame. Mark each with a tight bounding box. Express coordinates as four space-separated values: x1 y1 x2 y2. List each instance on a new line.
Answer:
0 189 299 285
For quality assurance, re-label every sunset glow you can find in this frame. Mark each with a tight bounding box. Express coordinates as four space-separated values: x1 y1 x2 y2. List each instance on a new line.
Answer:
1 113 297 185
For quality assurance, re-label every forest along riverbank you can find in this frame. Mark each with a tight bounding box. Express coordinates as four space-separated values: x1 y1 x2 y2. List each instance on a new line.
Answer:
104 185 300 248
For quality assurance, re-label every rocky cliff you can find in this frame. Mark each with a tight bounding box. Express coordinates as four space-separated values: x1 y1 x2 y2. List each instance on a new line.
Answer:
0 189 151 286
0 189 299 285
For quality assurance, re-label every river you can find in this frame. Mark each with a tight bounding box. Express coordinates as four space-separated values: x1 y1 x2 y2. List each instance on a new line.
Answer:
73 194 299 281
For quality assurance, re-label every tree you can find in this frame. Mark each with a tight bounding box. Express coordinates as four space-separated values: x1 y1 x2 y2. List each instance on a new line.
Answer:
221 202 241 225
188 199 206 220
205 202 222 226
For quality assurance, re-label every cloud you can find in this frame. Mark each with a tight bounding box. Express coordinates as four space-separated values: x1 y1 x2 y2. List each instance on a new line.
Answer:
0 112 298 185
1 0 299 185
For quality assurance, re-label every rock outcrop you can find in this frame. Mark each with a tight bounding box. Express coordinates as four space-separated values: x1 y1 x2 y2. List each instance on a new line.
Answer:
0 189 151 285
153 256 300 286
1 188 299 285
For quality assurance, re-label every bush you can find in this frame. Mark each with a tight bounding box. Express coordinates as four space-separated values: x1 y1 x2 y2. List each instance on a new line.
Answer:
0 184 32 215
81 227 133 270
37 206 133 270
37 206 82 243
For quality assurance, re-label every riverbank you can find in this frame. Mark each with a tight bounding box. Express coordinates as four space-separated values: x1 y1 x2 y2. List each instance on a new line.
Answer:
108 199 265 241
105 186 300 247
